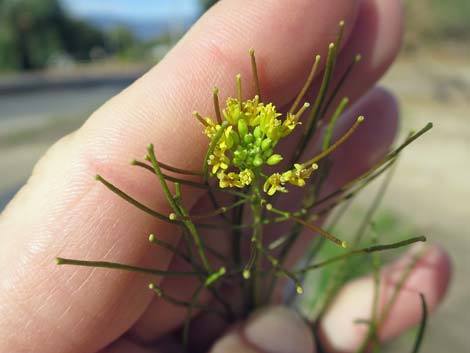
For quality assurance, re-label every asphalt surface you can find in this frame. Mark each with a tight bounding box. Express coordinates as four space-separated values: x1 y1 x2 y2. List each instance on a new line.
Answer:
0 71 141 210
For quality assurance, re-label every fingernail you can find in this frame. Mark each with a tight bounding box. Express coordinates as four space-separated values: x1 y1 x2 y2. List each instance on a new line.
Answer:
244 306 313 353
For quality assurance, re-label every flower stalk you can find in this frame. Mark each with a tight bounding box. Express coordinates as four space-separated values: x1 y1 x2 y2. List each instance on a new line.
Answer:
56 21 434 351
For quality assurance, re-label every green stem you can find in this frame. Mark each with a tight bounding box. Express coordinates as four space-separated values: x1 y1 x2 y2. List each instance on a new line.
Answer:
355 247 428 353
130 159 203 176
178 200 213 272
258 243 303 295
243 181 263 311
288 54 321 114
320 53 361 118
299 115 364 169
252 190 263 309
266 205 347 248
149 283 225 318
147 145 212 272
294 236 426 274
291 42 337 164
321 97 349 151
183 282 205 351
176 198 248 221
411 293 428 353
56 257 200 277
95 174 180 225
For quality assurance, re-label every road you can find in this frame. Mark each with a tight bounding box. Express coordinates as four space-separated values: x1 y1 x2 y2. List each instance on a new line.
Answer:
0 72 141 209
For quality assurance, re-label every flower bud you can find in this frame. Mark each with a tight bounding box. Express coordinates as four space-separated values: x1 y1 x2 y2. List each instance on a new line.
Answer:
229 130 240 146
261 138 272 151
253 126 263 138
253 155 264 167
244 134 254 144
238 118 248 137
263 148 273 158
267 154 283 165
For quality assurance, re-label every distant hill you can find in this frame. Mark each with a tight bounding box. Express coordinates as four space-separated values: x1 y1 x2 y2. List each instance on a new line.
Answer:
83 14 199 40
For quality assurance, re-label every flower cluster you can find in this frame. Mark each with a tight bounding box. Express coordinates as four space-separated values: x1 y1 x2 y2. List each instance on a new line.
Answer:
198 89 317 195
263 163 318 196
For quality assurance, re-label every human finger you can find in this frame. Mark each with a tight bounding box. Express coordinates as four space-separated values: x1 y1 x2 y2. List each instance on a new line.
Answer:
0 1 360 352
320 243 452 353
210 306 315 353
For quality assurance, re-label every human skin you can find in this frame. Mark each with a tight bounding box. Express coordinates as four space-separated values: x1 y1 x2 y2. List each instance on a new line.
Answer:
0 0 451 352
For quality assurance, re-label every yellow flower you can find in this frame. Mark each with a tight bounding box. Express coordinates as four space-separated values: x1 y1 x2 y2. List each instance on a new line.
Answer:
217 126 234 150
244 96 261 126
263 173 287 196
203 118 219 138
239 169 254 186
217 172 244 188
208 148 230 174
281 163 317 187
281 113 302 137
223 98 244 124
259 103 283 141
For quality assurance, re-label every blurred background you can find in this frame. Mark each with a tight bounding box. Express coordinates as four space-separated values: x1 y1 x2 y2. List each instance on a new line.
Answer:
0 0 468 351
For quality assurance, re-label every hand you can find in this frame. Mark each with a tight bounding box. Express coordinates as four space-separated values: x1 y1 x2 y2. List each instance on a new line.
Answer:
0 1 451 352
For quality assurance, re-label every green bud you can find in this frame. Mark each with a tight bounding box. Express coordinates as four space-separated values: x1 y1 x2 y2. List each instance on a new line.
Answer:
238 119 248 137
261 138 272 151
244 134 254 144
255 137 262 147
233 157 241 166
233 108 243 124
253 155 264 167
229 130 239 146
267 154 283 166
253 126 262 138
263 148 273 158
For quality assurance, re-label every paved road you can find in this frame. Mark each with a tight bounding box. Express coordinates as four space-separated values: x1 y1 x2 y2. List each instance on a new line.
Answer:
0 72 141 209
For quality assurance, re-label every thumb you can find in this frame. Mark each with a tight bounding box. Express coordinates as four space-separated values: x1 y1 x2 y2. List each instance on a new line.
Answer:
210 306 315 353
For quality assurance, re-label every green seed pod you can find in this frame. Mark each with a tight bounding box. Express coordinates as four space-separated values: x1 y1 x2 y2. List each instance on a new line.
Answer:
267 154 283 166
238 118 248 137
261 138 272 151
253 155 264 167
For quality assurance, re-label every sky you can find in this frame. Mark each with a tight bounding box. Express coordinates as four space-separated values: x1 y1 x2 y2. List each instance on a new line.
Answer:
61 0 202 20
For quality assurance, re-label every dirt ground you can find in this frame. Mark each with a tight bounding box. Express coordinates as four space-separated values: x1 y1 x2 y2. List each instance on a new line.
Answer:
0 46 468 351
